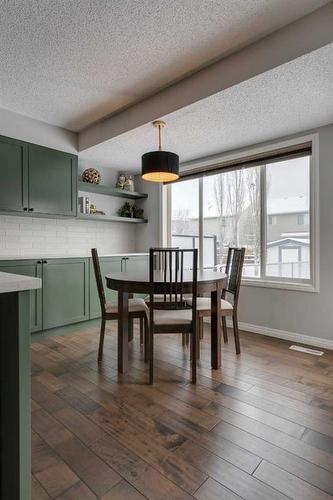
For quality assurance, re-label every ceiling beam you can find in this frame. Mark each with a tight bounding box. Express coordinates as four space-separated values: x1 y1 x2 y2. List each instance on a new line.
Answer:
79 2 333 152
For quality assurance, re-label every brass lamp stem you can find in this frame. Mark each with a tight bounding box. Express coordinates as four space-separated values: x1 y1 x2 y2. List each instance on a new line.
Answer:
153 120 166 151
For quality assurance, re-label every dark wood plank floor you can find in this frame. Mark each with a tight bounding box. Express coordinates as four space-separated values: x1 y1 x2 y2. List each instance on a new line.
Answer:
31 321 333 499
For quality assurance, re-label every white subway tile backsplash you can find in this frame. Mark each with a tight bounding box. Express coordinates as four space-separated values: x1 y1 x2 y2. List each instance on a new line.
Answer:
1 215 136 257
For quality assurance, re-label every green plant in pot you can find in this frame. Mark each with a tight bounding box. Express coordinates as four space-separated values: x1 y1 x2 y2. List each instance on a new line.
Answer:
118 202 144 219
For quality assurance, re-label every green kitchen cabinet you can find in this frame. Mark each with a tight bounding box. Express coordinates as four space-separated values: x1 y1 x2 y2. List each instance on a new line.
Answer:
0 260 42 332
124 255 149 274
0 136 28 212
125 255 149 298
42 258 89 329
89 255 149 319
0 135 77 217
28 144 77 216
89 256 123 319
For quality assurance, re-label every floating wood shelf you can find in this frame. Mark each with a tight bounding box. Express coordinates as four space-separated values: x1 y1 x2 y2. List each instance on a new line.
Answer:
78 181 148 199
78 214 148 224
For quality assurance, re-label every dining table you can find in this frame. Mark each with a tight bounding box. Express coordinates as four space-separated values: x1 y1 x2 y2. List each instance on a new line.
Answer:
105 269 227 373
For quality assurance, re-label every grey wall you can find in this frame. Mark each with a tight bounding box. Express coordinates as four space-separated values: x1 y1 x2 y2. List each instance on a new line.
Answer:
237 123 332 342
144 123 333 343
0 111 137 257
134 175 162 252
0 108 77 153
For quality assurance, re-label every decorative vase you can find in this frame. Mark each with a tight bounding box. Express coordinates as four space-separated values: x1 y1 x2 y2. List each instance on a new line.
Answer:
82 168 101 184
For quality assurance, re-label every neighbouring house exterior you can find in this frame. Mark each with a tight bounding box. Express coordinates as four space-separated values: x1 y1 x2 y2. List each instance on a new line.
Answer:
172 195 310 278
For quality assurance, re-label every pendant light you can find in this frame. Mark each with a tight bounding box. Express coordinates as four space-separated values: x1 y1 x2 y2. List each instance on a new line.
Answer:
141 120 179 182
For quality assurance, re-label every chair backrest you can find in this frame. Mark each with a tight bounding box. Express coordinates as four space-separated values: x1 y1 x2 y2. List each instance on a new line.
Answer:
91 248 106 314
149 247 198 317
223 247 245 306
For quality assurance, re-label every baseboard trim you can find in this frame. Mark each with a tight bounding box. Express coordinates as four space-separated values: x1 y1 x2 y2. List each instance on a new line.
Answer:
225 319 333 350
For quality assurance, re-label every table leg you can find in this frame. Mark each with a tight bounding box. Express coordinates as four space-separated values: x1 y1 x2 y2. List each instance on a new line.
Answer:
118 290 129 373
211 282 222 369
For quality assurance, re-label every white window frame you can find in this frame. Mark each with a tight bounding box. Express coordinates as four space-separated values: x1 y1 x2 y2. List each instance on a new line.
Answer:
162 134 319 293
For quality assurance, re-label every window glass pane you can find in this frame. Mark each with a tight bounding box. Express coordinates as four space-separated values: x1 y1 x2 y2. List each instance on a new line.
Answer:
203 167 261 277
171 178 199 267
265 156 310 280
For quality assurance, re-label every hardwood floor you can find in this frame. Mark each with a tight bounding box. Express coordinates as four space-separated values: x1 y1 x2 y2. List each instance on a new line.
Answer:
31 321 333 499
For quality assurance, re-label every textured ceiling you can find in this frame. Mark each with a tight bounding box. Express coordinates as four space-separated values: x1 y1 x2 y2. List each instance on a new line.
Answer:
79 43 333 172
0 0 329 131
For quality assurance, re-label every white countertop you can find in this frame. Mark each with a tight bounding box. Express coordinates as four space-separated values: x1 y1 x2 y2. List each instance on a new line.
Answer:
0 272 42 293
0 253 148 261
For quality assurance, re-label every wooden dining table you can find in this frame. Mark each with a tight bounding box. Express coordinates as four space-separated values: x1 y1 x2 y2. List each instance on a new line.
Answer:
105 269 227 373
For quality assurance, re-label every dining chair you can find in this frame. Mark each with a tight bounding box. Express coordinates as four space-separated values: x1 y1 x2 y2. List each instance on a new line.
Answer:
147 247 198 384
187 247 245 355
91 248 149 363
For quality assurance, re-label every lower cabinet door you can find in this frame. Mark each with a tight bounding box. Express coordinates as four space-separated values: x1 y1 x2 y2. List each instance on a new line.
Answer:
0 260 42 332
42 258 89 329
125 255 149 298
89 257 122 319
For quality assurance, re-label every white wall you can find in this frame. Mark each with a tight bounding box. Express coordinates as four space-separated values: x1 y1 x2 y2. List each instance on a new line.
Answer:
0 215 136 258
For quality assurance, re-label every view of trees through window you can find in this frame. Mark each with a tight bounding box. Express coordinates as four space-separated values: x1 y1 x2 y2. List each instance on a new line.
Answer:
203 167 260 277
170 154 311 283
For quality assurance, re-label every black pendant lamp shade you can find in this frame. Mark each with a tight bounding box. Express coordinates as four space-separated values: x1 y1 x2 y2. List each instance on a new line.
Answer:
142 150 179 182
141 121 179 182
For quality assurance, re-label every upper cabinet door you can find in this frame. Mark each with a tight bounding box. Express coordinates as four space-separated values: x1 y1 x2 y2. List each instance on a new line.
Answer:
0 136 28 212
28 144 77 216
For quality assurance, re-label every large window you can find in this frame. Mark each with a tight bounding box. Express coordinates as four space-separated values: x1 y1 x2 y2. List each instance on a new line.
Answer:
265 156 310 281
166 144 315 289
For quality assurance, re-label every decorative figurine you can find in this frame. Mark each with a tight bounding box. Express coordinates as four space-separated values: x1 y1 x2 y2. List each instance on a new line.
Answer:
82 168 101 184
124 175 135 192
116 173 126 190
89 203 105 215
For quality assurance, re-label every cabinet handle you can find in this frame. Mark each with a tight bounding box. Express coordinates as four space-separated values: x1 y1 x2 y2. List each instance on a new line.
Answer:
23 207 28 211
37 260 42 264
28 208 34 212
43 260 48 264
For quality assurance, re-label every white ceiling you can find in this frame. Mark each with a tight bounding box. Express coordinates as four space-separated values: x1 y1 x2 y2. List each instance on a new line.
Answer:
0 0 329 132
79 43 333 172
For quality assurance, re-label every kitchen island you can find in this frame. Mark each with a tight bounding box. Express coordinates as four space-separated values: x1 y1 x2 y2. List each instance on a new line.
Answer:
0 272 41 500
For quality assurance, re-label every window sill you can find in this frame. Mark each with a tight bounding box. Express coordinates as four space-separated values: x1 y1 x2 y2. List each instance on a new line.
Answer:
241 278 318 293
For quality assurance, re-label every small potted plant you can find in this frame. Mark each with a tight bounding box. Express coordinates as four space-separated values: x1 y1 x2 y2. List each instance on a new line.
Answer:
118 202 144 219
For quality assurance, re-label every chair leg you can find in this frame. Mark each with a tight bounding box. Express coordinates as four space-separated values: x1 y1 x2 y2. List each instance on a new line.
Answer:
191 328 197 384
222 316 228 343
128 318 134 342
139 317 144 344
144 316 149 363
199 316 204 339
196 315 200 360
98 317 106 363
149 329 154 384
233 312 241 354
